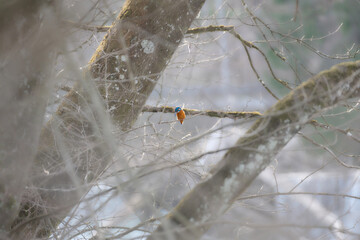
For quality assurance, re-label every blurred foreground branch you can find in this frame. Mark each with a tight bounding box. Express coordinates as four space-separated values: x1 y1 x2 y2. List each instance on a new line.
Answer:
11 0 206 238
147 61 360 240
0 1 63 236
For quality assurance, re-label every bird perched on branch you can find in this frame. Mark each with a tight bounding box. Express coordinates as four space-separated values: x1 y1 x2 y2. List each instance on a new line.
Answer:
175 107 186 124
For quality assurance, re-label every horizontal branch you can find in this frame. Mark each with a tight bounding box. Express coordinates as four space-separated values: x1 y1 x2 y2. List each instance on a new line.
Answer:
238 191 360 201
64 21 235 35
142 105 262 119
62 21 265 59
55 87 262 120
63 21 290 95
186 25 234 34
64 22 254 54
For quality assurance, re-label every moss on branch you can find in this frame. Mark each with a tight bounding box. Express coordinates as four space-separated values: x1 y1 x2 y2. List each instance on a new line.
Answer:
142 105 262 119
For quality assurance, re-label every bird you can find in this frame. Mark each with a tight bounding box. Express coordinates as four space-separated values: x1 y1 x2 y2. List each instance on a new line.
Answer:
175 107 186 124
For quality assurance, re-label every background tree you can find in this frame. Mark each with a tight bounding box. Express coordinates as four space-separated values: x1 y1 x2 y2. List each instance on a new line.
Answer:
1 0 359 239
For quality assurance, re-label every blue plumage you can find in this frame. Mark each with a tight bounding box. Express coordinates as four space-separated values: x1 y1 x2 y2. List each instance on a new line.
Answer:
175 107 186 124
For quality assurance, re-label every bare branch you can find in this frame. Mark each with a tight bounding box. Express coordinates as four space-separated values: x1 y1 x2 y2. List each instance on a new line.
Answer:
65 20 292 93
187 25 234 34
292 0 299 21
299 133 360 169
238 191 360 201
65 23 234 34
142 105 262 119
63 20 110 32
310 119 360 143
241 41 280 99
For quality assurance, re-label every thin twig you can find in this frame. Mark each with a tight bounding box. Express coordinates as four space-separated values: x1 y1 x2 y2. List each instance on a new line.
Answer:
289 163 329 192
299 133 360 169
63 20 110 32
89 217 158 240
64 20 292 91
242 43 280 100
229 29 292 90
293 0 299 21
238 191 360 201
187 24 292 90
310 120 360 143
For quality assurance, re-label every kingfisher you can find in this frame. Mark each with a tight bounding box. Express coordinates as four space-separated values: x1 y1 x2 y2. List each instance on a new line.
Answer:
175 107 186 124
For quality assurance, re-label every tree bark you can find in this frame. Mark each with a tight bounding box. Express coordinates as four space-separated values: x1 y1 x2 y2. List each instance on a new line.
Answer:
10 0 206 238
147 61 360 240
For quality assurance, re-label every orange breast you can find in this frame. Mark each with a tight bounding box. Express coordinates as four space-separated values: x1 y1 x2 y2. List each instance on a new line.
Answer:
176 110 186 124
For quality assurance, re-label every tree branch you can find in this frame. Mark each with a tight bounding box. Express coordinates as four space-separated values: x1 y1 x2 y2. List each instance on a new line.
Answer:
66 21 291 92
64 22 235 34
142 105 262 119
55 88 262 120
147 60 360 240
62 20 110 32
187 25 234 34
